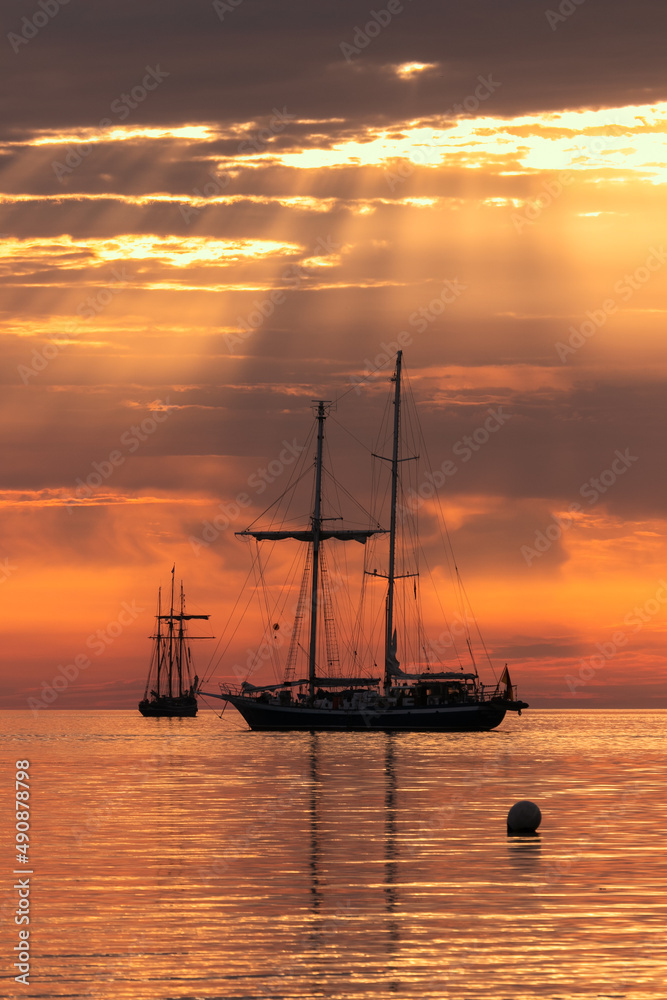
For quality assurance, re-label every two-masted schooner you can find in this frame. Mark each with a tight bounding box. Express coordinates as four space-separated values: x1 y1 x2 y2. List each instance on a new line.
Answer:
139 570 209 717
203 352 528 730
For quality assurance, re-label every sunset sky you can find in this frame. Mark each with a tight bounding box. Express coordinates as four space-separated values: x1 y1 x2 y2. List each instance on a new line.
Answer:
3 1 667 710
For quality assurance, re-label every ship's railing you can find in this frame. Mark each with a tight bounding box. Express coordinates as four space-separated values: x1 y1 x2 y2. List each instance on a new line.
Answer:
216 676 383 696
480 682 519 701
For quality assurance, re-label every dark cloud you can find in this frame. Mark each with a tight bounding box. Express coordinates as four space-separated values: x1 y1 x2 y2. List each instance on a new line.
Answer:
493 639 590 660
3 0 667 136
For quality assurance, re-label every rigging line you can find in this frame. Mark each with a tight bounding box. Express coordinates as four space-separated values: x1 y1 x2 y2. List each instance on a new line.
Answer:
284 546 312 682
200 547 264 682
417 541 465 670
350 535 375 666
333 529 352 665
319 432 383 529
229 549 272 682
203 581 256 682
325 541 364 674
368 393 393 517
402 369 469 626
321 438 344 521
397 362 473 667
254 542 283 681
264 539 308 680
242 418 317 532
328 412 379 458
359 577 387 674
456 576 498 681
324 471 384 528
243 463 315 532
197 692 247 729
370 395 395 469
241 540 269 680
275 539 309 620
402 368 490 676
331 353 401 408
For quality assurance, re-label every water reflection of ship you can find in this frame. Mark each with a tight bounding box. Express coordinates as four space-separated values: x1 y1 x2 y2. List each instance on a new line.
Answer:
291 737 548 988
303 734 401 973
383 736 401 959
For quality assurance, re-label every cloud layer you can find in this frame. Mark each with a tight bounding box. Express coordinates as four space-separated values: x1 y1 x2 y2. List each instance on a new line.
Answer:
3 1 667 708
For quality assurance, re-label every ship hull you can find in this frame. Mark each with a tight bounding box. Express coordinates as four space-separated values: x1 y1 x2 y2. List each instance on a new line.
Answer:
138 696 198 718
222 695 507 732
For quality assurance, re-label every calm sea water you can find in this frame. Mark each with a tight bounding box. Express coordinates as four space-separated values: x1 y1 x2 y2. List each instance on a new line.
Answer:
1 709 666 999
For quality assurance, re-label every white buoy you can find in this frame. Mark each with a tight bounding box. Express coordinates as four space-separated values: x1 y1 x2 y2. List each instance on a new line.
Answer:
507 800 541 834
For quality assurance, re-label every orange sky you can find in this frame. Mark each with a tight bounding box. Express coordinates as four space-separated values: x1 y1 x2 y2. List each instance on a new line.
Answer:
3 3 667 709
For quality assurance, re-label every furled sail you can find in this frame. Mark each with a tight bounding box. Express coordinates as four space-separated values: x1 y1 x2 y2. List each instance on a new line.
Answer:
385 628 403 677
236 529 385 543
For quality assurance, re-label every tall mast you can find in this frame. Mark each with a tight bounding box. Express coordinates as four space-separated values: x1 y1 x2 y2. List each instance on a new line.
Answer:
155 587 162 695
385 351 402 688
168 565 175 697
177 580 185 696
308 401 329 697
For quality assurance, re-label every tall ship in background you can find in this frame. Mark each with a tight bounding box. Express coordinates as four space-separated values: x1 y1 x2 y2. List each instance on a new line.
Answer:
139 570 210 717
203 352 528 731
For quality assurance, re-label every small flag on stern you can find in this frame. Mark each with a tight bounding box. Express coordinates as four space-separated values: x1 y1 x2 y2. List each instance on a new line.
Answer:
498 664 513 699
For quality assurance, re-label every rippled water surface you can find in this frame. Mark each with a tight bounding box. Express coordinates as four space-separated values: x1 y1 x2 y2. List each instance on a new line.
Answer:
2 709 666 999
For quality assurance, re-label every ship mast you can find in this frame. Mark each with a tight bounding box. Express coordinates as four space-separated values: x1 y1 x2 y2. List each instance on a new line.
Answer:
308 401 329 697
385 351 402 688
168 566 175 697
152 569 209 701
177 581 185 696
155 587 162 696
